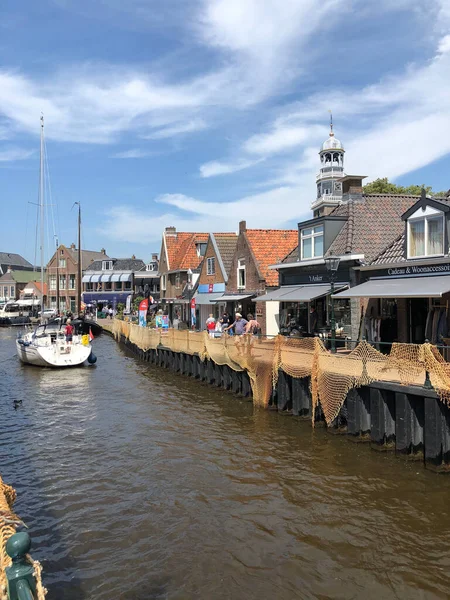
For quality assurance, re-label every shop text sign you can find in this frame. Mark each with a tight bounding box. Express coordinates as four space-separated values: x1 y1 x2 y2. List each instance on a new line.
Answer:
387 264 450 276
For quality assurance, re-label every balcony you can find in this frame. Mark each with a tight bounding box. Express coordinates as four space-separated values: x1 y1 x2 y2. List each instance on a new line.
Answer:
310 195 342 210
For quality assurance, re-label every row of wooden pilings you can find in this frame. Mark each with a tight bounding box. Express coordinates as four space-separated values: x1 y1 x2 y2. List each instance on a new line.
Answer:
115 333 450 473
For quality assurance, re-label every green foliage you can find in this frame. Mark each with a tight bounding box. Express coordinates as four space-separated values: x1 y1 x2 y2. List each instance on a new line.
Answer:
116 302 125 314
133 295 144 311
363 177 447 197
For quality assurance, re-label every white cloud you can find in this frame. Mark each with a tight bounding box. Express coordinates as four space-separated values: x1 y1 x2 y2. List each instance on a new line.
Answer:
199 157 265 177
0 147 34 161
141 118 207 140
243 125 326 155
111 149 151 159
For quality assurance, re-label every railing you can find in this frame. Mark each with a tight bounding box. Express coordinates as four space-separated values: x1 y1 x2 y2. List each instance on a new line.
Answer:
310 195 342 209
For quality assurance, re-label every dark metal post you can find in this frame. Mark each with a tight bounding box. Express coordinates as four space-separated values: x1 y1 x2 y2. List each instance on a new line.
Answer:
5 532 37 600
330 274 336 354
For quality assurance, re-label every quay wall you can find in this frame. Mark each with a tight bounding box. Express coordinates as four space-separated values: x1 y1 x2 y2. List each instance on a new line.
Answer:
101 320 450 473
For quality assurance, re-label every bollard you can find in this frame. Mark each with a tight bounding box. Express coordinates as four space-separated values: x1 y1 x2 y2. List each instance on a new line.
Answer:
5 532 37 600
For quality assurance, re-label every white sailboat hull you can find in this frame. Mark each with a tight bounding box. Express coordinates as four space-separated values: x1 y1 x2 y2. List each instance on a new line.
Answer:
16 332 92 368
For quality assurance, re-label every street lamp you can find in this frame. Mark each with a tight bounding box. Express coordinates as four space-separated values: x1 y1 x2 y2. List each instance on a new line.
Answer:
325 254 341 354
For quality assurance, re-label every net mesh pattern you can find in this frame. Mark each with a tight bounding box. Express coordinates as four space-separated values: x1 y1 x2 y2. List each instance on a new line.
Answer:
111 321 450 421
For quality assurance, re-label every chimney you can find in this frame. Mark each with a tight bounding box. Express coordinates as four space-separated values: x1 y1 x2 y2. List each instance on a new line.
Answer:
165 226 177 236
70 243 76 250
131 254 136 260
239 220 247 234
7 265 12 273
101 248 106 255
152 253 158 261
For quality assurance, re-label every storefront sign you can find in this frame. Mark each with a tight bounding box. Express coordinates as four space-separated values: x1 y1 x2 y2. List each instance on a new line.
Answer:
156 314 169 329
386 264 450 276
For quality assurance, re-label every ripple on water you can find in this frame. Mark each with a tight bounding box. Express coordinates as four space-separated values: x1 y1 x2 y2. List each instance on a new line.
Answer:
1 329 450 599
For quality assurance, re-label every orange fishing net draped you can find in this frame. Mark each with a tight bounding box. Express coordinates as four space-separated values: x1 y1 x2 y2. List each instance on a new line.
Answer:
0 477 47 600
111 321 450 422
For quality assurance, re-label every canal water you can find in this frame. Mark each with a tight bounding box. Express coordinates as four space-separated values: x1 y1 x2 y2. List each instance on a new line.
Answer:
1 328 450 600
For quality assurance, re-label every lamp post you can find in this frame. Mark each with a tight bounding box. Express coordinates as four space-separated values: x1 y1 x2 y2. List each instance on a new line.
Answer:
325 254 341 354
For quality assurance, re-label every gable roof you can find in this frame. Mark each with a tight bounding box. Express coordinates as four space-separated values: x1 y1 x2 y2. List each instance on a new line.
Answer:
245 229 298 286
326 194 418 263
22 281 48 295
65 248 110 270
86 258 146 272
211 233 238 279
0 270 40 284
0 253 33 270
163 231 210 271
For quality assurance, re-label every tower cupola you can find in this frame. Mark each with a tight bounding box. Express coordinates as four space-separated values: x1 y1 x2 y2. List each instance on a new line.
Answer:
311 114 345 217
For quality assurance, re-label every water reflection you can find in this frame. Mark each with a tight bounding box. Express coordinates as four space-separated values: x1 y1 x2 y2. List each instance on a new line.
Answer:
1 328 450 599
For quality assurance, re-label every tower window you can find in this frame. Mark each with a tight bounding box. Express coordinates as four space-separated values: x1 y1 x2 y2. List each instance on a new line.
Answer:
301 226 324 260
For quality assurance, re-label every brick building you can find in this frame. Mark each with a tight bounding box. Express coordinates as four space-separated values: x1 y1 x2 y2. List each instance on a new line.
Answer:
46 244 108 313
220 221 298 335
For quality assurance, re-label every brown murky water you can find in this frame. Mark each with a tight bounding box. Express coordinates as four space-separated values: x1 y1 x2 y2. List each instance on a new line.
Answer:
1 328 450 599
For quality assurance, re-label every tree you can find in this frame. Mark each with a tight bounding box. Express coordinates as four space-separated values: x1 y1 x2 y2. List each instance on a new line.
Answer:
363 177 447 197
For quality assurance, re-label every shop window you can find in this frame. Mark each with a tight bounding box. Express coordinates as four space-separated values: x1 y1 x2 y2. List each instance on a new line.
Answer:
301 225 324 259
115 281 123 291
408 214 444 258
59 258 66 268
124 281 132 290
207 257 215 276
237 259 246 289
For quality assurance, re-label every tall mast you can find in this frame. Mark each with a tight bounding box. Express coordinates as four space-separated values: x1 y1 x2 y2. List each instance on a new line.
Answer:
40 115 45 312
77 202 82 315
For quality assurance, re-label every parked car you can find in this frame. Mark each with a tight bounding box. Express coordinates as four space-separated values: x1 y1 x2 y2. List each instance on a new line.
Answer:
38 308 57 318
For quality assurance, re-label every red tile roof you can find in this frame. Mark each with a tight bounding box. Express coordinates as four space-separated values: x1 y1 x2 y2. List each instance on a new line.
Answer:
245 229 298 286
164 232 209 271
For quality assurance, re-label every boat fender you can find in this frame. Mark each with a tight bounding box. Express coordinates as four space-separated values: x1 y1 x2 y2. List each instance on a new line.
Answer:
87 352 97 364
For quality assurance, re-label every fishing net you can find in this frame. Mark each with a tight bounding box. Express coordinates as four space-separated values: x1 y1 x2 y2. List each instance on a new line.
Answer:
111 321 450 423
0 477 47 600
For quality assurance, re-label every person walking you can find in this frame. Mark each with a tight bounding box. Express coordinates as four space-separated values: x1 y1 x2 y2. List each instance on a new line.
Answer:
65 318 74 344
245 313 261 335
224 312 248 335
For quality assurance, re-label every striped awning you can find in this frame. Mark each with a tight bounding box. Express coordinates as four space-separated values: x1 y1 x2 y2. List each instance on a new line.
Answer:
82 275 92 283
119 273 132 282
110 273 121 282
90 274 101 283
100 273 112 283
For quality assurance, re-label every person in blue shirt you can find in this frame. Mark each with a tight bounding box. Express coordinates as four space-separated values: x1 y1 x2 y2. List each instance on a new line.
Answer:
224 312 248 335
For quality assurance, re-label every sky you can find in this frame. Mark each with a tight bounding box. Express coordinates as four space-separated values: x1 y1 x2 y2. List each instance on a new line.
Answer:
1 0 450 264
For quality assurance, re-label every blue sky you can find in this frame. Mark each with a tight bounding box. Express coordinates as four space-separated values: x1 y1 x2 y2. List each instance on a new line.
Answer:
1 0 450 264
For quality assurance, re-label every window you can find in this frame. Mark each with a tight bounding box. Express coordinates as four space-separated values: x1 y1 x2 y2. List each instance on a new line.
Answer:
196 243 207 257
10 286 15 297
105 281 112 291
49 275 57 290
115 281 123 291
408 215 444 258
102 260 113 270
59 258 66 268
301 225 324 259
237 259 246 289
59 275 66 290
161 275 167 291
124 281 132 290
50 297 57 309
146 263 155 271
175 274 181 289
60 249 64 255
69 274 76 290
207 257 215 275
3 286 8 298
70 297 76 312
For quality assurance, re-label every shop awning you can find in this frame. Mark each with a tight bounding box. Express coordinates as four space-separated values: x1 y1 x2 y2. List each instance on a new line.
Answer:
333 276 450 299
119 273 132 282
110 273 121 282
82 275 92 283
194 292 225 305
210 294 253 303
253 286 299 302
90 274 101 283
281 284 339 302
100 274 112 283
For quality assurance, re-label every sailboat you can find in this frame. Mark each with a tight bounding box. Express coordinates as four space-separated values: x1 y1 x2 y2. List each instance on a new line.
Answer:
16 116 94 367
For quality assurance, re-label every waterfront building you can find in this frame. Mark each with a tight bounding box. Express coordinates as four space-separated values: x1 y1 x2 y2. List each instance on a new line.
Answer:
0 268 41 302
133 253 160 306
20 280 48 307
47 244 108 313
0 252 33 275
262 124 420 343
82 256 145 312
334 189 450 347
192 232 238 328
158 227 209 325
219 221 298 336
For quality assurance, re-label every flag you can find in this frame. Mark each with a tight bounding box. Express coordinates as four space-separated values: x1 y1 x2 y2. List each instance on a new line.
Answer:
89 328 94 341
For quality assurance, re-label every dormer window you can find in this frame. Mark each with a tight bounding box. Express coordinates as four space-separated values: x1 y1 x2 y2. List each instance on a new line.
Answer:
407 212 444 258
146 263 155 271
102 260 113 270
301 225 324 259
196 243 207 257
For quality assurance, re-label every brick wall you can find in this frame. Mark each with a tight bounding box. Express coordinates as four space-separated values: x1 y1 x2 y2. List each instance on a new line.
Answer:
198 238 225 285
